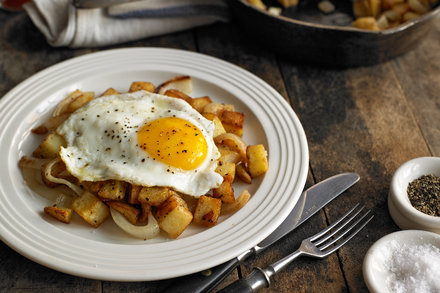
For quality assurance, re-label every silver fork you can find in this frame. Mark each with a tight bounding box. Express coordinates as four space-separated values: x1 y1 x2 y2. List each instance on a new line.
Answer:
218 203 374 293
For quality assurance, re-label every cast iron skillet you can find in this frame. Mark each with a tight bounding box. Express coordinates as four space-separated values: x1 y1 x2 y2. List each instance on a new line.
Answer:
228 0 440 66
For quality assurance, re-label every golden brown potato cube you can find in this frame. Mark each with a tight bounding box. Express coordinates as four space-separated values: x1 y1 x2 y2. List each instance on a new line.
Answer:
155 193 193 238
213 181 235 204
127 184 142 204
216 161 236 183
72 191 109 227
203 102 234 117
190 96 212 113
41 159 66 188
247 144 269 178
164 89 193 104
193 195 221 227
44 205 73 224
178 192 198 214
220 111 245 137
352 17 380 30
107 201 140 225
236 163 252 184
218 145 241 164
138 186 171 206
202 113 226 137
100 87 121 96
32 113 70 135
32 133 66 159
81 181 105 194
128 81 156 93
138 203 151 224
97 180 126 201
66 92 94 113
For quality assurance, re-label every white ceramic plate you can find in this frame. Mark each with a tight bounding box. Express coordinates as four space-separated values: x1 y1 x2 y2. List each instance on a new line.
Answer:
0 48 308 281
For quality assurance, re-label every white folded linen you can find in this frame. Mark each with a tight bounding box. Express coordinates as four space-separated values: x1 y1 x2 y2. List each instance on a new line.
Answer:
24 0 229 48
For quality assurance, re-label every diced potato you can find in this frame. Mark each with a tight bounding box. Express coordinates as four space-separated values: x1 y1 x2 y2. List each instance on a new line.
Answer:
218 145 241 164
352 17 380 30
127 184 142 204
247 144 269 178
369 0 382 17
202 113 226 137
190 96 212 113
353 0 371 17
247 0 267 9
107 201 140 225
138 186 171 206
221 190 251 215
216 161 236 183
138 203 151 224
220 111 245 137
128 81 156 93
193 195 221 227
392 2 410 16
100 87 121 96
44 205 73 224
72 191 109 227
278 0 298 7
32 113 71 135
203 102 234 117
164 89 193 104
213 181 235 204
32 133 66 159
81 181 105 194
178 192 198 214
236 163 252 184
97 180 126 201
155 192 193 238
41 159 66 188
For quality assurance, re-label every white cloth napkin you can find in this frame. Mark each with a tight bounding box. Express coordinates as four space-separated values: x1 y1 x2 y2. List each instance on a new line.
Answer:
24 0 229 48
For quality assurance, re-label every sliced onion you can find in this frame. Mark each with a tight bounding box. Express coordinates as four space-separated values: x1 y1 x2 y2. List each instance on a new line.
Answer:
19 156 51 170
44 158 83 196
53 90 83 116
221 189 251 215
110 208 160 240
156 75 192 95
214 133 247 163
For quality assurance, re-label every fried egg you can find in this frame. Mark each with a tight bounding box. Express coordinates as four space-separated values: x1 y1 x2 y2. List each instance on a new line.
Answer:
56 90 223 197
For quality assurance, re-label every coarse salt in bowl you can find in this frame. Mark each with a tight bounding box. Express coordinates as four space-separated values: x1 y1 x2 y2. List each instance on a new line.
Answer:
388 157 440 234
363 230 440 293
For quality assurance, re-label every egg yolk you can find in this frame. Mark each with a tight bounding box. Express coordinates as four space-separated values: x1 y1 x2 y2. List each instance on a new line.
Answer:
138 117 208 170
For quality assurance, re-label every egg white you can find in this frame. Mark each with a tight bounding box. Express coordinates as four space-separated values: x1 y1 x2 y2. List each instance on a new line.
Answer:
56 90 223 197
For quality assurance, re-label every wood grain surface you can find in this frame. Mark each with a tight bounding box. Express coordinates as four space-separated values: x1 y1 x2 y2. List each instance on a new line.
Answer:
0 8 439 293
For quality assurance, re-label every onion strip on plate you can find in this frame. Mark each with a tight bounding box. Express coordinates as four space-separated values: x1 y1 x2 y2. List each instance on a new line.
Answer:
110 208 160 240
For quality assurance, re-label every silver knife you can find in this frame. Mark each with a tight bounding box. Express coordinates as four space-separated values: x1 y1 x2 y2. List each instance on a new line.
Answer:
162 172 360 293
72 0 136 9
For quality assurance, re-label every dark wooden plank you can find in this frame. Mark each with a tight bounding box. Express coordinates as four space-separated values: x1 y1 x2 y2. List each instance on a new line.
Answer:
391 21 440 157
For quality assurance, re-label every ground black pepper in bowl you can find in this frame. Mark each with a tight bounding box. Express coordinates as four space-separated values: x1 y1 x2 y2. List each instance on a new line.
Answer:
407 174 440 217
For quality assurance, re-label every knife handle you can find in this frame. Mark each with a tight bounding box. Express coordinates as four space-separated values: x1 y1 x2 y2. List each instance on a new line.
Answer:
217 268 269 293
162 257 240 293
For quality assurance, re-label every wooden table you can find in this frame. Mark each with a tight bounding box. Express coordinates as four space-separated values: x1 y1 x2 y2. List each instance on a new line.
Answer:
1 7 439 293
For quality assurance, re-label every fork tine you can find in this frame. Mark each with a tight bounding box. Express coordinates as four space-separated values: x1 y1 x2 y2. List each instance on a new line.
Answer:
310 203 361 242
320 211 374 256
313 204 365 246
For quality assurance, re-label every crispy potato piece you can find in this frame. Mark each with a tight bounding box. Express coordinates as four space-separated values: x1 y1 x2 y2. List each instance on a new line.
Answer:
247 0 267 9
221 190 251 215
44 205 73 224
97 180 126 201
193 195 221 227
202 113 226 137
138 186 171 206
138 203 151 224
72 191 109 227
220 111 245 137
41 159 66 188
127 184 142 204
32 113 70 134
107 201 140 225
213 181 235 204
236 163 252 184
32 133 66 159
178 192 198 214
216 161 236 183
81 181 105 194
100 87 121 96
156 75 192 95
247 144 269 178
155 192 193 238
203 102 234 117
129 81 156 93
352 17 380 30
164 89 193 104
190 96 212 113
218 145 241 164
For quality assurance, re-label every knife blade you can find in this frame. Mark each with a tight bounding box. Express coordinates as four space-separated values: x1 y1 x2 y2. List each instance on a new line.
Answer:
162 172 360 293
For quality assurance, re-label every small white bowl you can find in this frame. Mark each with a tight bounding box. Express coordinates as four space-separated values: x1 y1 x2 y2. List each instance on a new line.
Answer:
388 157 440 234
363 230 440 293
